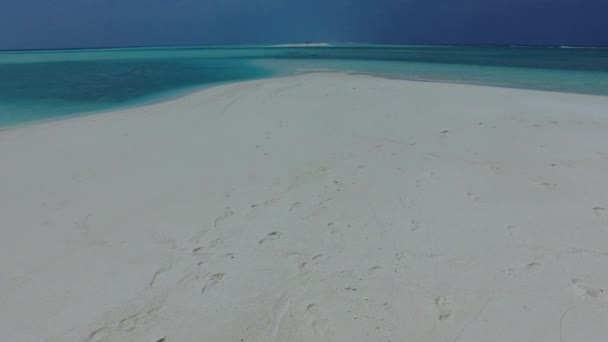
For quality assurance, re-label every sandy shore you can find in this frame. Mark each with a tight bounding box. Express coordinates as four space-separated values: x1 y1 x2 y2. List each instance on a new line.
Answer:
1 73 607 341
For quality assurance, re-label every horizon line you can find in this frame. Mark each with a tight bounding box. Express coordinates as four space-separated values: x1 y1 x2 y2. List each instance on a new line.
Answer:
2 42 608 53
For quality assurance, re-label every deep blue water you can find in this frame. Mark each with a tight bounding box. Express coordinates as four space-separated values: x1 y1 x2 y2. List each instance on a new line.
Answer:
1 45 608 127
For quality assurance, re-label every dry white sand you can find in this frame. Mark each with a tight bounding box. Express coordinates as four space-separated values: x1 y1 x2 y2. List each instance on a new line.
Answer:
1 73 607 342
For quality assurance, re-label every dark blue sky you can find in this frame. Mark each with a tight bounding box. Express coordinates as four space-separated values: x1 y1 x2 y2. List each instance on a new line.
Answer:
1 0 606 50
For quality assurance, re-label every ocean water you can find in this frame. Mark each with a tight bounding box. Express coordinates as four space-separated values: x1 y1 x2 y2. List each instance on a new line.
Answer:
1 45 608 127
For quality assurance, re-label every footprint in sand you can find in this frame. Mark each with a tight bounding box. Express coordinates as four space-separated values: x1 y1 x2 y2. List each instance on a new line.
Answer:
307 304 330 338
268 292 291 341
312 254 329 261
149 265 172 287
410 219 422 231
503 262 542 278
214 207 235 227
118 305 162 332
85 300 164 341
488 161 502 172
368 266 383 274
435 296 453 321
567 248 608 257
332 180 344 192
526 262 542 272
86 327 112 342
202 273 225 294
329 227 344 238
466 192 481 202
540 181 558 189
393 253 407 272
259 232 282 245
251 198 279 209
415 171 438 188
193 237 226 255
572 279 605 299
189 227 212 245
290 202 302 211
299 254 331 273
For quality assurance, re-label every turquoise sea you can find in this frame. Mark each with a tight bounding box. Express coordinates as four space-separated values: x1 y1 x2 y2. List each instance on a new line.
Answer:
1 44 608 127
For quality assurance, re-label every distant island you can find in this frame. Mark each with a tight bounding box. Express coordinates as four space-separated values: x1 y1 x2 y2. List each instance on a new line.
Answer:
272 42 332 47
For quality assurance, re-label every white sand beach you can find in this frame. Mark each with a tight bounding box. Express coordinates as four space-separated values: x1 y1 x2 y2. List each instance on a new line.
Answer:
1 73 608 342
